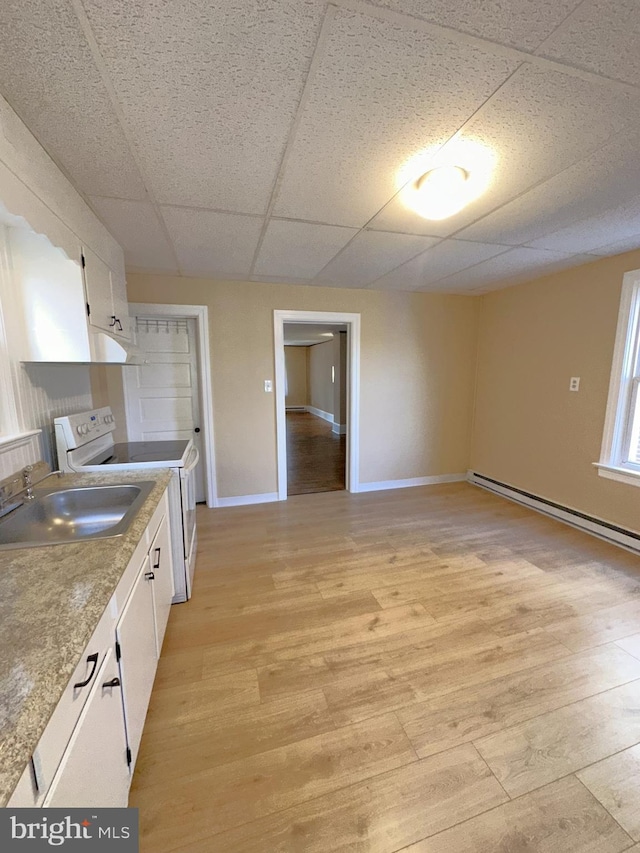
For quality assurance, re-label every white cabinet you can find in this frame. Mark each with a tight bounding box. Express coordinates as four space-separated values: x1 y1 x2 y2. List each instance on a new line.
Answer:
116 558 160 772
5 226 92 363
6 490 175 807
43 649 129 808
149 513 174 656
6 761 38 808
82 246 130 341
0 223 132 362
110 267 131 340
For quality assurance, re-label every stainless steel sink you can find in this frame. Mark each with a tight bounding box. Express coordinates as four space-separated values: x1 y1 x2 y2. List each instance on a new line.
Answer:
0 481 155 549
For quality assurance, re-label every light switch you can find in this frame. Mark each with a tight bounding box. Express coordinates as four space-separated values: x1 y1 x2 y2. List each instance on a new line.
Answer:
264 380 273 392
569 377 580 392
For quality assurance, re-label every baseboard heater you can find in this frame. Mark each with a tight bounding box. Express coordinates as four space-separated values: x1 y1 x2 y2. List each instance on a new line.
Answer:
468 471 640 556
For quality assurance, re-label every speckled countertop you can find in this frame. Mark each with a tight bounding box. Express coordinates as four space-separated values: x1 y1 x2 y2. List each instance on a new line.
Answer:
0 469 172 807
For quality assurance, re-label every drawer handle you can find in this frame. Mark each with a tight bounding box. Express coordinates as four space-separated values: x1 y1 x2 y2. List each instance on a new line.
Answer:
145 571 155 581
74 652 99 689
103 677 121 688
153 546 161 569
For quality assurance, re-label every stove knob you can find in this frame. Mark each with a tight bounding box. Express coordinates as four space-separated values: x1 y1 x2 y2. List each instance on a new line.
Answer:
81 424 89 435
76 425 83 435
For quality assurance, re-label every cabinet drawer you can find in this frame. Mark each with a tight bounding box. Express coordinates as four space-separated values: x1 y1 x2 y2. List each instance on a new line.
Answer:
33 601 115 795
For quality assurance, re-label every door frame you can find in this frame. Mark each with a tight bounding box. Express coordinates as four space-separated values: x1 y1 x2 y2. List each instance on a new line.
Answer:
128 302 218 508
273 309 361 500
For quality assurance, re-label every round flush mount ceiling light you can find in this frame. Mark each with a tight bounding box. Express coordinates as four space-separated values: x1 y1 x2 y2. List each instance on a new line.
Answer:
397 138 495 222
412 165 470 220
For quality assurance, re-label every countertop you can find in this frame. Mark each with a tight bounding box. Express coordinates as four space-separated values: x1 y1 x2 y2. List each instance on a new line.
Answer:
0 469 173 807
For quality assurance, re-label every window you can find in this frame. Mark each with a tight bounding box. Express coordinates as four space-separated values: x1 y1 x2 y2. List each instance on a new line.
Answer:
598 269 640 485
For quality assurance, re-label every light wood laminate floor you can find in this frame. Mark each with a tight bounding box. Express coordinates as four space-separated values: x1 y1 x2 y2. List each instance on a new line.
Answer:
129 483 640 852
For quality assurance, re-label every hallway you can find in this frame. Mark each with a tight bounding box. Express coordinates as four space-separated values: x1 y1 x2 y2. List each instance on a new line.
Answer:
286 410 346 495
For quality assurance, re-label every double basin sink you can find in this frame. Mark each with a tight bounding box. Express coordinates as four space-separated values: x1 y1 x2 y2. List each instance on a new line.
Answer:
0 480 155 550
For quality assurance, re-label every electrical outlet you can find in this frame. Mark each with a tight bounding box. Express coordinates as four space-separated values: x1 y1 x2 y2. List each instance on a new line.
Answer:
569 377 580 392
264 380 273 393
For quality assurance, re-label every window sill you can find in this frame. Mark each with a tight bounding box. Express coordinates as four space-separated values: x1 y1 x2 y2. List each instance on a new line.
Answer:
0 429 41 449
594 462 640 487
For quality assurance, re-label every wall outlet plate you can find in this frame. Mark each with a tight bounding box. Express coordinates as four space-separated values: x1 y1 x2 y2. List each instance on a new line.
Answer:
569 377 580 391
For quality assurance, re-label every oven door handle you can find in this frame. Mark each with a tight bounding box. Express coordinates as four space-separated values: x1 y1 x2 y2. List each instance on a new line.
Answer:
182 445 200 475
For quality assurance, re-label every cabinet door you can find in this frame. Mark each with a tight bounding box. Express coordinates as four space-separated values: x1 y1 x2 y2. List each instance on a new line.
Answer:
149 513 174 656
7 760 38 807
82 246 114 334
116 558 157 770
109 268 131 340
43 649 130 808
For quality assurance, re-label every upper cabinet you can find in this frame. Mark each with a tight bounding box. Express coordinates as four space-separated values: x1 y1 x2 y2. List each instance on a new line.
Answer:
0 94 131 362
83 246 130 341
0 218 132 363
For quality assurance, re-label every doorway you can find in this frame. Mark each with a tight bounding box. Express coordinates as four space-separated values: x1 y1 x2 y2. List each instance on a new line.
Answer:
125 302 217 507
285 324 347 495
274 310 361 500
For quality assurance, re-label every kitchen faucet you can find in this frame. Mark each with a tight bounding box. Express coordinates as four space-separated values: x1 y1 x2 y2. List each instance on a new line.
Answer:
23 465 35 501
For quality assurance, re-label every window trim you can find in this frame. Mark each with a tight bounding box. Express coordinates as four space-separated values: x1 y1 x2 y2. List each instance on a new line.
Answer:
597 269 640 486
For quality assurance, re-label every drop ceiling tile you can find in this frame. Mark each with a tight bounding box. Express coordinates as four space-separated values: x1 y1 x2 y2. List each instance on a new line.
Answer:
459 130 640 246
254 220 357 280
0 0 146 200
82 0 326 212
434 247 597 292
527 197 640 255
367 0 584 51
90 197 177 271
161 207 263 278
538 0 640 86
588 234 640 258
374 239 511 290
273 8 519 226
371 63 640 237
316 230 439 286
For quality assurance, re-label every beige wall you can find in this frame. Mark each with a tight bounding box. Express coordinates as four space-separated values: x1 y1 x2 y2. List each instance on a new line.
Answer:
471 248 640 535
127 275 480 498
309 340 335 415
284 346 309 408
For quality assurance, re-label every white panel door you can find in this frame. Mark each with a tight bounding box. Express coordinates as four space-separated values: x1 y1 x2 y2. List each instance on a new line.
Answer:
125 316 205 502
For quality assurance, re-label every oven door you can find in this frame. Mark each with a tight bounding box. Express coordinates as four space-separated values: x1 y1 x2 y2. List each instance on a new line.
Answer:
179 445 199 592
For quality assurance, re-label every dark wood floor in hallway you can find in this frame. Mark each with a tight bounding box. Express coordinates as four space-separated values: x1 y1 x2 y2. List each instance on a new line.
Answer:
130 483 640 853
286 409 345 495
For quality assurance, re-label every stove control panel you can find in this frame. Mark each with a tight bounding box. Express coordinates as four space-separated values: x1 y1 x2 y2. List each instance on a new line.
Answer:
54 407 116 451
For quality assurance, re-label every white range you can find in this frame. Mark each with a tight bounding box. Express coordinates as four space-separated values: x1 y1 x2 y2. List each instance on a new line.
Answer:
54 406 199 602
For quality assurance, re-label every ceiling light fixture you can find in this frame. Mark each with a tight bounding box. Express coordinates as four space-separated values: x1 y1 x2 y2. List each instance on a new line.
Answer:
397 138 495 222
412 165 470 220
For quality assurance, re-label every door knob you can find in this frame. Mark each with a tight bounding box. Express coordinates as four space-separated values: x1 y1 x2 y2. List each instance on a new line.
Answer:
194 427 200 433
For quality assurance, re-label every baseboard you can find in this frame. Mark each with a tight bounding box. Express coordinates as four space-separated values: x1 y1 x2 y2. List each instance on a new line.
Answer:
216 492 280 507
468 470 640 555
357 473 467 493
332 423 347 435
285 406 306 411
306 405 334 423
